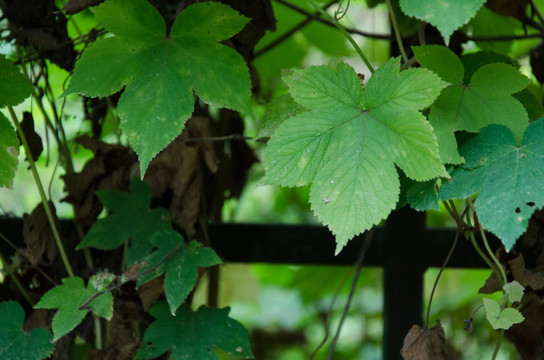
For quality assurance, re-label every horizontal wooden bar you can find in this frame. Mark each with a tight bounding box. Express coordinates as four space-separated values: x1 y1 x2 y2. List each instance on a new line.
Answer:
0 217 501 268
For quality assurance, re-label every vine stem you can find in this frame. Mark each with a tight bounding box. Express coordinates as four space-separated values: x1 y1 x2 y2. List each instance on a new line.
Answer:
327 227 374 359
7 106 75 278
308 0 375 73
467 198 507 286
491 329 505 360
384 0 409 63
425 230 459 329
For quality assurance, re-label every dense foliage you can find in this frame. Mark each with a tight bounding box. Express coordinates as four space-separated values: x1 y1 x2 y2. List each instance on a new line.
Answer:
1 0 544 358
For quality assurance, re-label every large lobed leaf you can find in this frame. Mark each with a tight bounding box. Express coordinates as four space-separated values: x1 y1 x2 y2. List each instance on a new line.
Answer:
34 277 113 341
0 301 54 360
414 45 529 164
137 228 221 315
400 0 486 44
135 302 253 360
264 59 448 252
64 0 252 176
440 119 544 250
77 178 169 265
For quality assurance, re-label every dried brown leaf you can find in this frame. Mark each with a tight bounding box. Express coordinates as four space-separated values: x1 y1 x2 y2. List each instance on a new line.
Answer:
19 112 42 162
509 255 544 291
22 202 58 265
138 276 164 312
62 134 136 226
401 321 448 360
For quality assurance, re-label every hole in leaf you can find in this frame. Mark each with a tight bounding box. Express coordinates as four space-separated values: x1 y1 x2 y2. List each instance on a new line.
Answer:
527 202 536 207
515 207 521 213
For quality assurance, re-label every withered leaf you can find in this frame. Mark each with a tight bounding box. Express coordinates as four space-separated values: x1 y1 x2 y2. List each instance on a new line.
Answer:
509 255 544 291
19 112 43 162
22 202 58 266
62 134 136 226
401 321 448 360
144 117 218 238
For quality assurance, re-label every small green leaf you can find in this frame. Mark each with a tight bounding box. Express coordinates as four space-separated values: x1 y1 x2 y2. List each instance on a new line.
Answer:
137 229 221 315
0 113 19 188
34 277 113 341
406 179 440 211
0 301 54 360
399 0 485 44
483 298 524 330
440 120 544 249
64 0 252 176
415 45 530 164
77 178 169 264
413 45 464 84
504 281 525 303
264 59 447 252
135 302 253 360
0 55 33 107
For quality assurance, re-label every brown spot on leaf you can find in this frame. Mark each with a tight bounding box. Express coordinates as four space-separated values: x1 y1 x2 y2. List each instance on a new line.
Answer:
400 321 448 360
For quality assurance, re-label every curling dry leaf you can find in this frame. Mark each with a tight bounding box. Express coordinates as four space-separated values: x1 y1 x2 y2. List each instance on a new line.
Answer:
401 321 448 360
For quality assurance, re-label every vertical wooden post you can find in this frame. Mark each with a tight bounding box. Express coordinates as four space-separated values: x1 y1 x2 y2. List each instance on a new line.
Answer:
382 207 427 360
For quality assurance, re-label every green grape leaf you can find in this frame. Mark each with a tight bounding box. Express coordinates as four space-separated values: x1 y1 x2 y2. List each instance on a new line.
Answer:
34 276 113 341
504 281 525 303
258 94 307 140
0 55 33 107
77 178 169 265
137 229 221 315
64 0 252 176
264 59 448 252
414 45 530 164
0 301 54 360
0 113 19 188
399 0 485 44
483 298 524 330
135 302 253 360
440 120 544 250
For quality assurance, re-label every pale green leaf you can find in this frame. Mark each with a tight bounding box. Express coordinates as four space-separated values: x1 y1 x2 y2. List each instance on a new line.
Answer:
34 277 113 341
265 60 447 252
135 303 253 360
0 55 33 107
504 281 525 303
137 229 221 315
64 0 252 176
484 298 524 330
0 113 19 188
77 178 169 265
0 301 54 360
440 120 544 250
399 0 486 43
